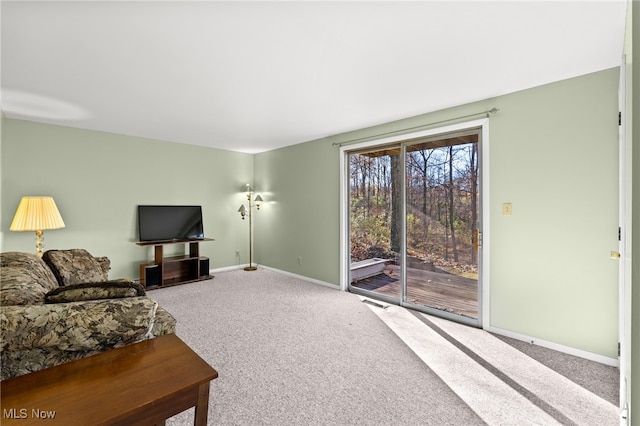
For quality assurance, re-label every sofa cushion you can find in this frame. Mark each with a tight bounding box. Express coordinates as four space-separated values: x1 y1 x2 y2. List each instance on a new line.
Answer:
45 281 146 304
0 297 158 353
42 249 108 286
0 252 59 306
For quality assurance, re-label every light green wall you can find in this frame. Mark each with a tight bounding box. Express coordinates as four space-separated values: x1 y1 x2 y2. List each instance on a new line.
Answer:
1 120 253 278
256 68 620 359
0 110 4 253
254 139 340 284
488 70 619 357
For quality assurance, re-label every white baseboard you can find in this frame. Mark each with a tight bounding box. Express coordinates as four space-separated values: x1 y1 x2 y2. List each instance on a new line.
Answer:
485 325 619 367
258 265 339 289
209 264 339 290
209 264 248 274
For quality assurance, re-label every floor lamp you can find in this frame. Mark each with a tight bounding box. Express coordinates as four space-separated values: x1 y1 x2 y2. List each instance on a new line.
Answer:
10 196 65 257
238 185 263 271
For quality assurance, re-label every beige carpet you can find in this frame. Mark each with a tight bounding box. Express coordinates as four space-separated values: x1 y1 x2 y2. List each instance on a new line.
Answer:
149 268 619 425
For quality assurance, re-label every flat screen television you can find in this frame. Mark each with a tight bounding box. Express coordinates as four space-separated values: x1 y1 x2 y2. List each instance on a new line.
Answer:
138 205 205 242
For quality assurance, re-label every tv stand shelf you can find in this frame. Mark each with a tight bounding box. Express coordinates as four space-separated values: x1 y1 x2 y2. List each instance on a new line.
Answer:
136 238 214 289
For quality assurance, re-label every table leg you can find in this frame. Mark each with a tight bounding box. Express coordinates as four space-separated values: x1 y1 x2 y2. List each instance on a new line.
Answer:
194 382 211 426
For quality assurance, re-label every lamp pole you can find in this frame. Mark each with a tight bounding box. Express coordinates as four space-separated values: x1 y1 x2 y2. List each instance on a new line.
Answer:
238 185 262 271
245 192 257 271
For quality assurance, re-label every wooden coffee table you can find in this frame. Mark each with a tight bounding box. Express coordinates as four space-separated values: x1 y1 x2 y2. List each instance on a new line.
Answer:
1 334 218 425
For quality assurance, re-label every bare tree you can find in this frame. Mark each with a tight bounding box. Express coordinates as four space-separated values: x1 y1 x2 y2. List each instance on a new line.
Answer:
448 146 459 263
390 153 402 254
469 143 478 264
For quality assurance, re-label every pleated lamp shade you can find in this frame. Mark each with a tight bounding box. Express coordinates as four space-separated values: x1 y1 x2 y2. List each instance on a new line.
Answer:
10 196 65 231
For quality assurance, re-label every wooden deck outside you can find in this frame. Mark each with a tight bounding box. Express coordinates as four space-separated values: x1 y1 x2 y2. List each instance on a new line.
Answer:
351 264 478 318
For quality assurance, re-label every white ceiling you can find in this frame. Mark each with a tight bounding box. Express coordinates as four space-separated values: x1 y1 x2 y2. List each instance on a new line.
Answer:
1 1 628 154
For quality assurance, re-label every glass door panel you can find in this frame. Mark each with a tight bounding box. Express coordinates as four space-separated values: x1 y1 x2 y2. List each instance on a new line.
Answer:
405 132 480 320
348 146 402 304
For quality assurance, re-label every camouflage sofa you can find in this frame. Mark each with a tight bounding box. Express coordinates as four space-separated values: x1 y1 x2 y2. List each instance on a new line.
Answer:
0 250 176 380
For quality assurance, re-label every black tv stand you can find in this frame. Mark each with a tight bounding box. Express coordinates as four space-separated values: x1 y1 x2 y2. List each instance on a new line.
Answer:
136 238 214 289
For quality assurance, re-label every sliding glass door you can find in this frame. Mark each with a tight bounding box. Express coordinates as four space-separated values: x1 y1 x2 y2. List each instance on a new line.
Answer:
348 127 482 326
348 145 402 304
404 131 480 321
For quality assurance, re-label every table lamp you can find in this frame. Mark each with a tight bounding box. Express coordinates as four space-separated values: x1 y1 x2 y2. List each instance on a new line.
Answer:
10 196 65 257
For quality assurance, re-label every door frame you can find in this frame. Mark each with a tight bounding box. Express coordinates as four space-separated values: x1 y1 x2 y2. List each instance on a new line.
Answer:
339 118 490 327
618 54 631 424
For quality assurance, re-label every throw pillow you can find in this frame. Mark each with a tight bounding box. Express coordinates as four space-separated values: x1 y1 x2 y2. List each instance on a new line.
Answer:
42 249 108 286
44 281 146 304
0 252 60 305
